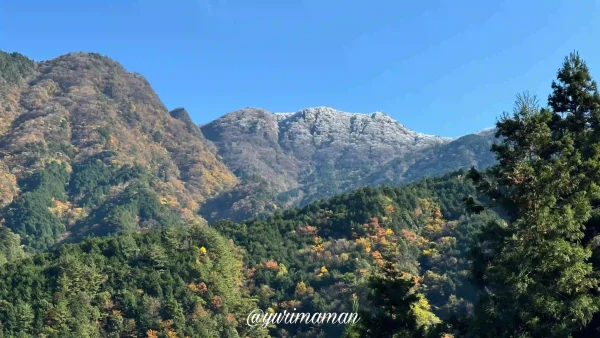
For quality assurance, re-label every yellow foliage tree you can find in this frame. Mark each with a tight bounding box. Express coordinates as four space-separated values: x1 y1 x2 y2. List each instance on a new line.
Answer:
411 294 441 331
295 281 308 295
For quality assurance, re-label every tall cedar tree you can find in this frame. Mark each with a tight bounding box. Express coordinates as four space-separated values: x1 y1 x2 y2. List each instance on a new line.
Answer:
466 52 600 337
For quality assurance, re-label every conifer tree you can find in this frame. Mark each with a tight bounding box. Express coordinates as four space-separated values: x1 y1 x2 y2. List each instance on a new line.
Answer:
466 52 600 337
349 249 423 338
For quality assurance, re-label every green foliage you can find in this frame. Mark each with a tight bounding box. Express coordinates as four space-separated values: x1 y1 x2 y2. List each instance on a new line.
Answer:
0 162 489 337
77 180 181 238
4 162 69 251
466 52 600 337
0 225 267 337
349 251 422 338
70 152 115 198
0 51 35 84
4 49 600 338
0 226 25 266
20 161 70 201
0 156 180 252
215 170 482 337
5 191 64 251
70 151 146 208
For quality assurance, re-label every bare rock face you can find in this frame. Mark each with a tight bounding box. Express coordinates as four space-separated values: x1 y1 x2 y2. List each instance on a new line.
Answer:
200 106 495 222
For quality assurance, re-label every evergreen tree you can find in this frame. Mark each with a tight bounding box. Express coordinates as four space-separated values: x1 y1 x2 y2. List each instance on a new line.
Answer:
466 52 600 337
350 250 422 338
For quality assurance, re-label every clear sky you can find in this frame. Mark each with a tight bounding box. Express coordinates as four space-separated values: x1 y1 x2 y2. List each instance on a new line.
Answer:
0 1 599 137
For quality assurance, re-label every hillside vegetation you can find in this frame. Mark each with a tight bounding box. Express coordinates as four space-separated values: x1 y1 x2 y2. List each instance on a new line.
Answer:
0 51 236 250
214 170 496 337
0 168 487 337
0 225 268 337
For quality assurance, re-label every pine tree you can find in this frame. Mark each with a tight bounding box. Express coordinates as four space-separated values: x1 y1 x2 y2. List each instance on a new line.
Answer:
466 52 600 337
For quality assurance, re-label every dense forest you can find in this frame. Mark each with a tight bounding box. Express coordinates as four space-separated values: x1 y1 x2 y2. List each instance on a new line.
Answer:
0 151 193 253
0 49 600 337
0 165 490 337
0 224 272 337
214 171 497 337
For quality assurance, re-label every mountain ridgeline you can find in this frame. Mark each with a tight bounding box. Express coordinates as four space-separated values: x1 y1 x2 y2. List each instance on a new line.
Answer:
0 48 498 252
0 50 239 251
200 107 497 222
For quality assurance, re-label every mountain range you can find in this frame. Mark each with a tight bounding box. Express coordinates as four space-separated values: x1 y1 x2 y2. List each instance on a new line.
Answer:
0 49 497 249
0 48 501 337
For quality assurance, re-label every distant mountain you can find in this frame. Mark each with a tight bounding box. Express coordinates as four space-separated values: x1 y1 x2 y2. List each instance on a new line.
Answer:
200 107 497 222
366 131 497 186
0 50 236 251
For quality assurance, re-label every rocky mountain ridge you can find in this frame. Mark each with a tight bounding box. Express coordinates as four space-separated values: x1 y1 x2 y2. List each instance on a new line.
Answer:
200 106 496 221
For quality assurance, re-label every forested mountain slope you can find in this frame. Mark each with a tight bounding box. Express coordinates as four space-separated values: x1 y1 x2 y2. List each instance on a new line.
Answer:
0 51 236 251
213 169 497 337
0 49 499 336
0 47 599 338
0 168 494 337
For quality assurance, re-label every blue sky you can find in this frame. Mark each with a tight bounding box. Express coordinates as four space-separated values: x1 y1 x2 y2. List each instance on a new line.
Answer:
0 0 598 137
